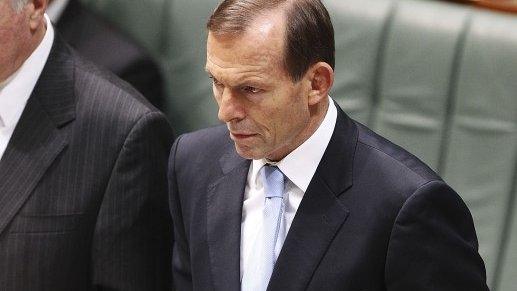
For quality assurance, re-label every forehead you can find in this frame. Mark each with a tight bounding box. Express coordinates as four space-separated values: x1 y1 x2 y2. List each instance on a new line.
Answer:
205 11 286 79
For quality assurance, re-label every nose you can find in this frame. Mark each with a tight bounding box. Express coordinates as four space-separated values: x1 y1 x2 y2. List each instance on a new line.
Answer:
217 88 246 123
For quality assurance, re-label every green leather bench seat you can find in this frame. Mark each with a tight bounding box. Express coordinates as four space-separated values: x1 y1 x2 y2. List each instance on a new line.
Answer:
81 0 517 289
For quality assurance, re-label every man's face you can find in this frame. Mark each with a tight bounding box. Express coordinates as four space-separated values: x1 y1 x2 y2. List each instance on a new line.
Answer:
0 0 35 81
206 12 313 161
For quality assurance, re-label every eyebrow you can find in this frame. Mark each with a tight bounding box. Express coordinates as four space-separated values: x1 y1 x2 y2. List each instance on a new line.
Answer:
205 69 216 80
203 66 270 89
204 66 214 76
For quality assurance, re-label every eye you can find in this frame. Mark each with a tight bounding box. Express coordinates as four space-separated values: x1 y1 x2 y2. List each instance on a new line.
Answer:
242 86 262 94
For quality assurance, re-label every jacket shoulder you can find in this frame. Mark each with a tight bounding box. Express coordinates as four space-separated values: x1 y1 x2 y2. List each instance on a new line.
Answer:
72 51 159 122
67 50 172 154
172 125 230 163
353 121 442 200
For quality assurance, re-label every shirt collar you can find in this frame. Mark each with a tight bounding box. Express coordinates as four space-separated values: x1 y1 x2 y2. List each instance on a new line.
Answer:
0 72 19 127
250 96 338 192
0 14 54 128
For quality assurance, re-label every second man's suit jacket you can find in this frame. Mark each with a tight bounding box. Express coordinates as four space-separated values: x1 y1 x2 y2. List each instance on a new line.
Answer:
169 103 488 291
0 35 174 290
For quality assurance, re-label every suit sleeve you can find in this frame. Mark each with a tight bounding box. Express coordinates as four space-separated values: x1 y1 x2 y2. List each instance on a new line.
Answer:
91 111 174 290
168 135 194 290
385 180 489 291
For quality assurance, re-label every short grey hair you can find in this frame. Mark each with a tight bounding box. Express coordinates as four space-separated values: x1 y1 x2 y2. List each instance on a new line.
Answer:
11 0 29 11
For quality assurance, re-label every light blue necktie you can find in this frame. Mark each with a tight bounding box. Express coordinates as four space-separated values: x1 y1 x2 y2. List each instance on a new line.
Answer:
241 165 286 291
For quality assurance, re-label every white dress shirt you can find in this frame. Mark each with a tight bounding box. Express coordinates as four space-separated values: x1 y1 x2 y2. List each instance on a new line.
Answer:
240 97 338 278
0 15 54 160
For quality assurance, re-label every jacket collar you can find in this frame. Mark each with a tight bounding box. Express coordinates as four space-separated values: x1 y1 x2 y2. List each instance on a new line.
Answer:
267 105 358 290
0 35 75 236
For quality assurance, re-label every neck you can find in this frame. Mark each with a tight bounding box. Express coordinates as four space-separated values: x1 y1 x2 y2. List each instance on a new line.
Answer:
0 21 47 82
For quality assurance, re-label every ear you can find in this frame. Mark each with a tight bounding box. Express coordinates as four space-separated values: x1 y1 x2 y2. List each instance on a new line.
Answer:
27 0 48 31
306 62 334 106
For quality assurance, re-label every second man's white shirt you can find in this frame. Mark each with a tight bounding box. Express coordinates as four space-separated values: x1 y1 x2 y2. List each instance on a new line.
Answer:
0 15 54 161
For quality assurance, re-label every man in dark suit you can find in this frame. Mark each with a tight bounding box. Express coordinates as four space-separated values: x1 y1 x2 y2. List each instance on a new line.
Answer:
48 0 165 110
168 0 489 290
0 0 173 289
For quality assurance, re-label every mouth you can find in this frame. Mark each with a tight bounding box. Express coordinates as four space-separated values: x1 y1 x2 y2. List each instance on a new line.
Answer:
230 132 257 140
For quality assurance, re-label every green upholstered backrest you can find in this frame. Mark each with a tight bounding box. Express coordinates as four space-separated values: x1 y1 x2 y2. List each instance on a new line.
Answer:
500 184 517 291
440 9 517 290
81 0 220 131
80 0 517 289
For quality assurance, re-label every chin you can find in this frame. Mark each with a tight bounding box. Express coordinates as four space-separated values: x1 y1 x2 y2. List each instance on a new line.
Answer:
234 144 264 160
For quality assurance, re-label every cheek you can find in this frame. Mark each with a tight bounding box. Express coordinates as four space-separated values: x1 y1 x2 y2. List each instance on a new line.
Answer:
247 85 307 140
280 86 309 117
278 92 310 132
264 102 301 141
0 29 15 61
0 19 27 50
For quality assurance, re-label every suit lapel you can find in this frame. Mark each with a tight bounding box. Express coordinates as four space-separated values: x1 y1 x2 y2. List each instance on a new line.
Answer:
207 145 250 291
0 36 75 236
268 106 359 291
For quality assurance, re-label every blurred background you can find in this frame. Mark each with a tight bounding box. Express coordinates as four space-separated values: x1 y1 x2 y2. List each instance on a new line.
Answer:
63 0 516 289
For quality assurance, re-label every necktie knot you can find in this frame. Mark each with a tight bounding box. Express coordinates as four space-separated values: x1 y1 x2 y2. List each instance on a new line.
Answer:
262 165 284 199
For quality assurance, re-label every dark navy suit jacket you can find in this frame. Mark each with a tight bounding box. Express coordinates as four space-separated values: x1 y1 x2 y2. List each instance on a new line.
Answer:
169 103 488 290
